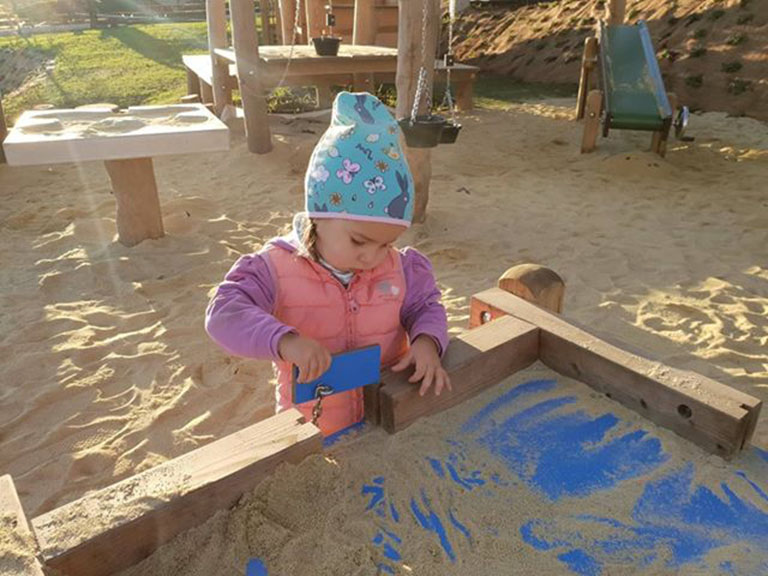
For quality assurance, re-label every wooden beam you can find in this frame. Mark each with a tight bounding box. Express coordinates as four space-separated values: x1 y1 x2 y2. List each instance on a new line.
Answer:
576 36 599 120
206 0 233 114
353 0 376 45
278 0 297 44
104 157 165 247
230 0 273 154
259 0 275 45
470 288 762 458
395 0 440 224
305 0 325 40
581 89 602 153
32 409 322 576
0 475 46 576
606 0 626 25
378 316 540 433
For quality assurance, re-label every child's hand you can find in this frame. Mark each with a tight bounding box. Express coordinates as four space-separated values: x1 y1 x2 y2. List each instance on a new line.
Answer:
278 333 332 383
391 335 451 397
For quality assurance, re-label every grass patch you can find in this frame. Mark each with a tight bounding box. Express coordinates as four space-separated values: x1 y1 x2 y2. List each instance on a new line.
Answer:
721 60 743 73
474 76 577 110
728 78 751 95
0 23 209 121
737 13 754 24
692 28 708 39
708 9 725 21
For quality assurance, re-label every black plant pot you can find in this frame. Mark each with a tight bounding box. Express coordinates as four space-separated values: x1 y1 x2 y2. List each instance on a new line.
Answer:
312 36 342 56
439 120 462 144
398 115 447 148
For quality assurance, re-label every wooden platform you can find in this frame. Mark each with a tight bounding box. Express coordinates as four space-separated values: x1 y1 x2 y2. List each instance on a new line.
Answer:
183 46 478 111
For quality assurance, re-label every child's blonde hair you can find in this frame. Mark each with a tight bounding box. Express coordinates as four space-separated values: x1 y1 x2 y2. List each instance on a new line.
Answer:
299 218 320 262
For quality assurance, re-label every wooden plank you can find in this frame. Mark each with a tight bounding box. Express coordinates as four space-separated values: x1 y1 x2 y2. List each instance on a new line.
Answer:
277 0 297 44
378 316 540 433
305 0 325 39
470 288 763 458
353 0 376 45
104 157 165 247
230 0 273 153
0 475 46 576
32 409 322 576
581 89 603 153
576 36 599 120
607 0 626 25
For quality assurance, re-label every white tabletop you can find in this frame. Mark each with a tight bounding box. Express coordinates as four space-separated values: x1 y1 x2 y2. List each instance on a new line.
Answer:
2 104 229 166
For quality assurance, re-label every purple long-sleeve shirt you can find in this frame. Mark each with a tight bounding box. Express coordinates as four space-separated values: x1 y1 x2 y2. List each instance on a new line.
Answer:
205 236 449 361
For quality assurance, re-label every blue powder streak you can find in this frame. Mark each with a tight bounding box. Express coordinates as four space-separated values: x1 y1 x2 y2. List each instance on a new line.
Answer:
428 458 445 478
448 510 471 540
246 559 268 576
410 490 456 562
557 549 602 576
462 379 558 433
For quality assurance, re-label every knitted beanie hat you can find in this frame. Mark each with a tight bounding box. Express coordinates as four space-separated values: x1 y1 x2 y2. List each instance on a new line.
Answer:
305 91 414 227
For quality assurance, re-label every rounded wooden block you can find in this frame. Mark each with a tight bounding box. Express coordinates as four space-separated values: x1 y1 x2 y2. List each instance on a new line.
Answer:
497 264 565 313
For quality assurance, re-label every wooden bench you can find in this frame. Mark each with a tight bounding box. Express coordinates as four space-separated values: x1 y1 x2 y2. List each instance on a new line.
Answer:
182 49 479 112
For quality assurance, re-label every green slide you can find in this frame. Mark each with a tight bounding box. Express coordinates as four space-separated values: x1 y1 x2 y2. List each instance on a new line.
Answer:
599 20 673 136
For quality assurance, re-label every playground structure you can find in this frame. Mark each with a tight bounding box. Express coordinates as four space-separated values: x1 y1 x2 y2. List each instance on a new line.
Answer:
185 0 477 159
576 0 687 157
1 104 229 246
1 263 761 576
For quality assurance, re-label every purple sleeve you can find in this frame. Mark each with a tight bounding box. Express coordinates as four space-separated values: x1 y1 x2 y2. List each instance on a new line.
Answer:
400 248 449 357
204 253 295 360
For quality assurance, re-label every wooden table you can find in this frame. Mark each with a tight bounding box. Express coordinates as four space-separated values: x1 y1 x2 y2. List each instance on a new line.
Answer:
184 45 479 111
2 104 229 246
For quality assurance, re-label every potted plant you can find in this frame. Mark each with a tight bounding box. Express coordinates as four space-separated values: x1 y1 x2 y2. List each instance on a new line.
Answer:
312 4 342 56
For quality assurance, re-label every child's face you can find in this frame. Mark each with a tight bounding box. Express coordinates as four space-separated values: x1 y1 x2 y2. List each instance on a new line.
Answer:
315 219 405 272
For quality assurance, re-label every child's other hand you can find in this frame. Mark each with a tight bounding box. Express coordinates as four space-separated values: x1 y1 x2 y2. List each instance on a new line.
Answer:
391 335 451 397
279 333 332 383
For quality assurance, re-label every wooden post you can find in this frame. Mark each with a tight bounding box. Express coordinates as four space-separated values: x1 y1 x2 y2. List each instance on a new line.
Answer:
230 0 273 154
396 0 440 224
305 0 325 40
0 475 46 576
353 0 376 45
199 78 215 105
0 95 7 164
454 76 474 111
186 67 201 98
576 36 599 120
259 0 274 44
104 158 165 247
278 0 297 44
581 89 602 153
497 264 566 314
606 0 626 25
207 0 233 115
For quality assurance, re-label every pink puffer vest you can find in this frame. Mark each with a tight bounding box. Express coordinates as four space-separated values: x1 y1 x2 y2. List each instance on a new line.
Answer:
264 245 408 436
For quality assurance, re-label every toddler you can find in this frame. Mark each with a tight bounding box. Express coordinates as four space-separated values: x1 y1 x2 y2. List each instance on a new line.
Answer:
205 92 450 436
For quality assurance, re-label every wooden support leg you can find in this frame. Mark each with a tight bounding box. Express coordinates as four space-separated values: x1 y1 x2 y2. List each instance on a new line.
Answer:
0 475 46 576
186 68 201 98
199 79 214 105
231 0 273 154
0 95 7 164
207 0 234 115
410 148 431 224
576 37 599 120
104 158 165 247
581 89 603 153
316 82 333 109
455 78 474 112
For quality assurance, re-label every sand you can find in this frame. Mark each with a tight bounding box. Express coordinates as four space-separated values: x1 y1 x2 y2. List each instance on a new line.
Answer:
0 99 767 570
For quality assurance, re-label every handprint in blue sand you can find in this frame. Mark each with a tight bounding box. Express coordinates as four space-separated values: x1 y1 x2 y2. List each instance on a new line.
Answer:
521 463 768 575
463 379 668 500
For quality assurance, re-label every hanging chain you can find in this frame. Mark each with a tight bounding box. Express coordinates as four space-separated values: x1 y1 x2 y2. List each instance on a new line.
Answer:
310 384 333 426
409 0 431 123
443 2 457 122
272 0 302 93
